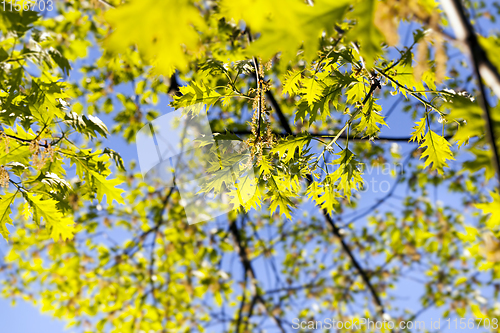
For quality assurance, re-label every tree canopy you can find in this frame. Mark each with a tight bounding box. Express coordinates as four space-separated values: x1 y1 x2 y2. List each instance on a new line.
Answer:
1 0 500 332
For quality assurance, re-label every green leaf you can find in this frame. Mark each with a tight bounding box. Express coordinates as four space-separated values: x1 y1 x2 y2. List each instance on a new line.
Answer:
268 190 294 220
64 112 109 138
355 98 387 137
199 59 228 76
391 51 427 96
295 99 320 125
419 130 454 175
90 171 125 205
0 125 35 166
24 193 75 241
0 10 39 35
307 181 338 215
228 172 262 212
267 176 296 220
40 172 72 193
301 77 326 106
103 148 126 171
0 192 17 240
212 132 243 142
200 166 235 194
0 142 31 166
470 303 487 319
445 95 483 147
258 154 274 177
479 36 500 77
348 0 384 68
330 149 363 200
105 0 204 76
282 70 303 96
28 78 67 125
172 81 221 109
410 117 427 143
0 47 9 62
271 133 312 163
476 192 500 229
346 80 366 103
243 0 349 63
463 148 496 180
49 49 72 75
295 82 340 125
3 123 36 140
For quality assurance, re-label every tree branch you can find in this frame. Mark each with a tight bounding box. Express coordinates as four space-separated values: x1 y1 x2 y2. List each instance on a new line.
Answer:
219 130 435 143
97 0 114 8
440 0 500 99
440 0 500 188
322 208 387 315
265 91 293 135
229 218 286 333
265 83 389 317
168 74 181 96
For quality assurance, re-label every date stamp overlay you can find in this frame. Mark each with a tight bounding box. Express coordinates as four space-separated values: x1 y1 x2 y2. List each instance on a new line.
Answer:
2 0 54 12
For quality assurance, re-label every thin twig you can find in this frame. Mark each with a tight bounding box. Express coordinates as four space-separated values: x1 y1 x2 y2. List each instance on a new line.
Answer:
220 130 432 142
264 81 389 317
229 217 286 333
246 30 263 142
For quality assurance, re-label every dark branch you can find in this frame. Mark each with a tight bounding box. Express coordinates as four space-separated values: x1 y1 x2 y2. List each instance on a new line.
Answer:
221 130 441 143
229 218 286 333
265 91 293 135
322 208 386 314
1 131 66 148
441 0 500 188
440 0 500 98
168 74 182 96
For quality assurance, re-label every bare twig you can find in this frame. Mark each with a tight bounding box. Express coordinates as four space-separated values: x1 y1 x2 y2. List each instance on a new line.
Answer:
246 30 263 142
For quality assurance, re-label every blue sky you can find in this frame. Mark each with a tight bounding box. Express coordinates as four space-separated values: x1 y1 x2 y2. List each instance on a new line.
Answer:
1 1 499 332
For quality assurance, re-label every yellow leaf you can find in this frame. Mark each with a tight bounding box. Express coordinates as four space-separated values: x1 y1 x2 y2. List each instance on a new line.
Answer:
347 0 384 68
476 192 500 229
419 130 454 175
410 117 426 143
90 171 125 205
0 192 17 240
271 134 311 163
454 276 467 286
105 0 205 76
25 193 75 241
282 70 303 97
221 0 349 63
478 262 494 271
470 303 487 319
